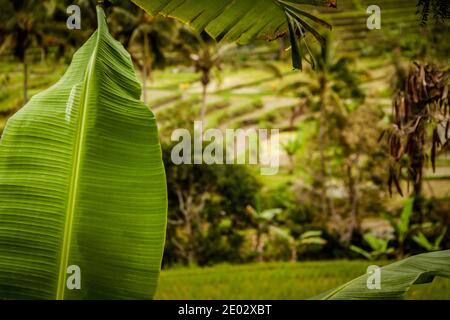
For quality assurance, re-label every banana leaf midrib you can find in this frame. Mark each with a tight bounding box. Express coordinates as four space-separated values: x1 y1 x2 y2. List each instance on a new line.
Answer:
55 6 103 300
0 5 167 300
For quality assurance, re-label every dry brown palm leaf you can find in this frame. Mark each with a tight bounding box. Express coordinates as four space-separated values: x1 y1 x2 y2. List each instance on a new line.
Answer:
384 63 449 195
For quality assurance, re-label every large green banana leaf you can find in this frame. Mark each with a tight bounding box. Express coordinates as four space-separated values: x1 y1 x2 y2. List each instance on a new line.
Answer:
131 0 337 69
0 6 167 299
314 250 450 300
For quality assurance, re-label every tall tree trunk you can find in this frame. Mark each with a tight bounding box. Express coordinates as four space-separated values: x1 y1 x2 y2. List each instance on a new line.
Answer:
411 128 425 222
41 48 46 66
175 188 197 265
185 211 196 265
147 54 153 84
346 162 359 243
288 155 295 175
23 59 28 104
255 228 263 262
200 82 207 123
141 35 150 105
142 63 148 105
290 239 297 262
318 75 329 218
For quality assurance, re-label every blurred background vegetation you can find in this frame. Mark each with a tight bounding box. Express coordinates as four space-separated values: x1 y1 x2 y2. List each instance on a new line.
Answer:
0 0 449 299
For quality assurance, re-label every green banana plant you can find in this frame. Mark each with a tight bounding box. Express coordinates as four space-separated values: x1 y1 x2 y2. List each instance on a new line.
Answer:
383 197 414 256
298 230 327 246
413 227 448 252
0 6 167 299
131 0 337 69
314 250 450 299
350 234 395 260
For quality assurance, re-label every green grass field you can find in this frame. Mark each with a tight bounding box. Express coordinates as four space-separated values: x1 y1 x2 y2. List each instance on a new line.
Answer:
156 261 450 300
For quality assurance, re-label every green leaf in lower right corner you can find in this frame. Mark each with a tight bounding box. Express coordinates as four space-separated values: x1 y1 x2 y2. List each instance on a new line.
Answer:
312 250 450 300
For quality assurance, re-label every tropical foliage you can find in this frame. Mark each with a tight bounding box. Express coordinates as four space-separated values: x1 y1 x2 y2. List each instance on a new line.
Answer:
0 0 449 301
0 6 166 299
417 0 450 24
315 250 450 300
131 0 336 69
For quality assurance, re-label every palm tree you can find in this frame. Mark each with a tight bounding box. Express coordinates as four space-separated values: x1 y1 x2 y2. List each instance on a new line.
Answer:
246 205 283 262
0 0 79 104
282 134 302 174
246 205 326 262
417 0 450 24
178 32 235 123
109 5 176 105
279 38 365 241
181 34 283 124
314 42 365 241
129 0 336 124
0 0 48 104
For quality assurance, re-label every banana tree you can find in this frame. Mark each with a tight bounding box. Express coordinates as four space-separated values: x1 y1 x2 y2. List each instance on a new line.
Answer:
246 205 283 262
0 6 167 299
383 197 414 257
131 0 336 69
350 234 396 260
270 228 326 262
282 134 302 174
413 226 448 252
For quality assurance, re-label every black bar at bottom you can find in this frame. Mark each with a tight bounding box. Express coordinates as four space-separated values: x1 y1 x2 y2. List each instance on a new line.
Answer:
0 300 448 319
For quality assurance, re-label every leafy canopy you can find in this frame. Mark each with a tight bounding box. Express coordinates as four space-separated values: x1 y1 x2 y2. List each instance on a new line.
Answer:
131 0 337 69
